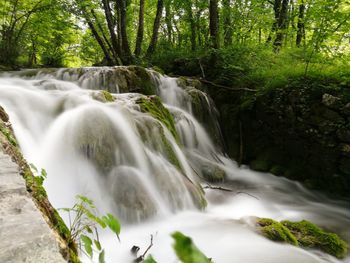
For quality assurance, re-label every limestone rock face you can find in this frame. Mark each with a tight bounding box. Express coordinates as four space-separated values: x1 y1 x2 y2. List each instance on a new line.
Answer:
0 151 66 263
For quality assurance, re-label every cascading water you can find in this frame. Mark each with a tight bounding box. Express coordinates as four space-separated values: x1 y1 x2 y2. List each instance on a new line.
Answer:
1 67 350 263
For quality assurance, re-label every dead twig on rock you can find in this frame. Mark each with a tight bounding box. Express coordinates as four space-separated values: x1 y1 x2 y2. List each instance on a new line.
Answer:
133 234 154 262
203 184 259 200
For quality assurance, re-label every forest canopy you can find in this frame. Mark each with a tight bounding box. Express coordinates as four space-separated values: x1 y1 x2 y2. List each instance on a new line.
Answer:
0 0 349 69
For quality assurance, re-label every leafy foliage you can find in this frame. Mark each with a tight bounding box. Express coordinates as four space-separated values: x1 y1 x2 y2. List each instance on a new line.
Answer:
60 195 121 262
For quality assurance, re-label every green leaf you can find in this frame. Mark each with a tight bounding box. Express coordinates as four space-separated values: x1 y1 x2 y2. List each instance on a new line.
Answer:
98 250 105 263
172 232 211 263
143 255 157 263
85 226 93 234
94 239 102 251
81 234 93 258
59 208 71 212
102 213 121 238
30 163 38 172
41 168 47 178
83 208 106 228
76 195 95 208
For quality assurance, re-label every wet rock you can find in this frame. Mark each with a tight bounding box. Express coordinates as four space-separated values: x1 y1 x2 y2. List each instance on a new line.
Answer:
339 144 350 156
342 103 350 116
339 158 350 175
0 105 9 122
322 93 343 110
337 129 350 143
73 108 120 174
108 167 157 222
201 164 226 182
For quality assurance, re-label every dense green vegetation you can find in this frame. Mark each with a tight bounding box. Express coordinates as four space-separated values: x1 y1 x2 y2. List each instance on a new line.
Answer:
1 0 349 71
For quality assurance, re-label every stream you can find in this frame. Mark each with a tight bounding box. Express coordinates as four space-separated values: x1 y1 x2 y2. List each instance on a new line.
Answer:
0 67 349 263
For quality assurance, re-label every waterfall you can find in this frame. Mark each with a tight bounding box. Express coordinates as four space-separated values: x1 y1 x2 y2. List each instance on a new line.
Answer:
1 67 350 263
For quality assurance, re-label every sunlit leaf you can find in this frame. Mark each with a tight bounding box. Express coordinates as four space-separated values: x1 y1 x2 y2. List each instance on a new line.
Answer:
172 232 211 263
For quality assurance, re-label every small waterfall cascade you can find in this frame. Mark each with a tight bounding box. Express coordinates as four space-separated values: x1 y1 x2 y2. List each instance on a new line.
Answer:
1 67 350 263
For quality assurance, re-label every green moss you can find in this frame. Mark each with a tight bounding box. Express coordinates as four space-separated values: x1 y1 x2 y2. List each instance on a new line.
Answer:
257 218 348 259
159 127 182 171
136 96 180 142
0 125 17 146
250 159 270 172
282 220 348 258
101 90 115 102
257 218 298 245
129 66 157 95
151 66 164 74
270 165 286 176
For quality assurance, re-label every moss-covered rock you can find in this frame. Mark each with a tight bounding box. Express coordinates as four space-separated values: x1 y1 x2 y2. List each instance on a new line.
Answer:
250 159 270 172
136 96 179 142
257 218 298 245
282 220 348 259
101 90 115 102
256 218 348 259
73 107 119 174
128 66 157 95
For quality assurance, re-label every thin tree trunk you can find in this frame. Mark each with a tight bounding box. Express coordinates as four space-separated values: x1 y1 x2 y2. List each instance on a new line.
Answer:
223 0 232 46
86 18 114 65
102 0 121 61
135 0 145 56
90 9 116 59
116 0 132 63
165 0 172 44
185 1 196 51
273 0 289 51
266 0 281 43
146 0 164 57
209 0 219 49
296 0 305 47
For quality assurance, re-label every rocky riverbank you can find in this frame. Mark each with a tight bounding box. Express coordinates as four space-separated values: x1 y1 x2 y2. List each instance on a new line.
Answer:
211 76 350 197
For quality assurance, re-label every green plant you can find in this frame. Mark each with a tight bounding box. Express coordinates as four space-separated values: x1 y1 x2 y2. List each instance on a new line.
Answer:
29 164 47 186
60 195 121 262
172 232 212 263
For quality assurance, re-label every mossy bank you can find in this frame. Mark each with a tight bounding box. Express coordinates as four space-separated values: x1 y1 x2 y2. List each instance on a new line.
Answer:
0 105 80 262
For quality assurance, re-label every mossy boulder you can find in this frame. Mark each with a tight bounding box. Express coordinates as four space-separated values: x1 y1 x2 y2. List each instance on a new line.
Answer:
127 66 157 95
136 95 179 142
256 218 348 259
91 90 115 103
73 107 120 174
257 218 298 245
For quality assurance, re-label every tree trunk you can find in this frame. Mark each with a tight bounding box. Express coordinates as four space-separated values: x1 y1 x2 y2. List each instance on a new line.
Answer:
86 18 114 65
146 0 164 57
266 0 281 43
185 1 196 51
101 0 121 61
116 0 133 63
223 0 232 46
296 0 305 47
209 0 219 49
134 0 145 56
165 0 172 44
273 0 289 51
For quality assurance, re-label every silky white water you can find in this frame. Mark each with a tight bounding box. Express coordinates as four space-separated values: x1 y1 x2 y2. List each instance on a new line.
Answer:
0 67 349 263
